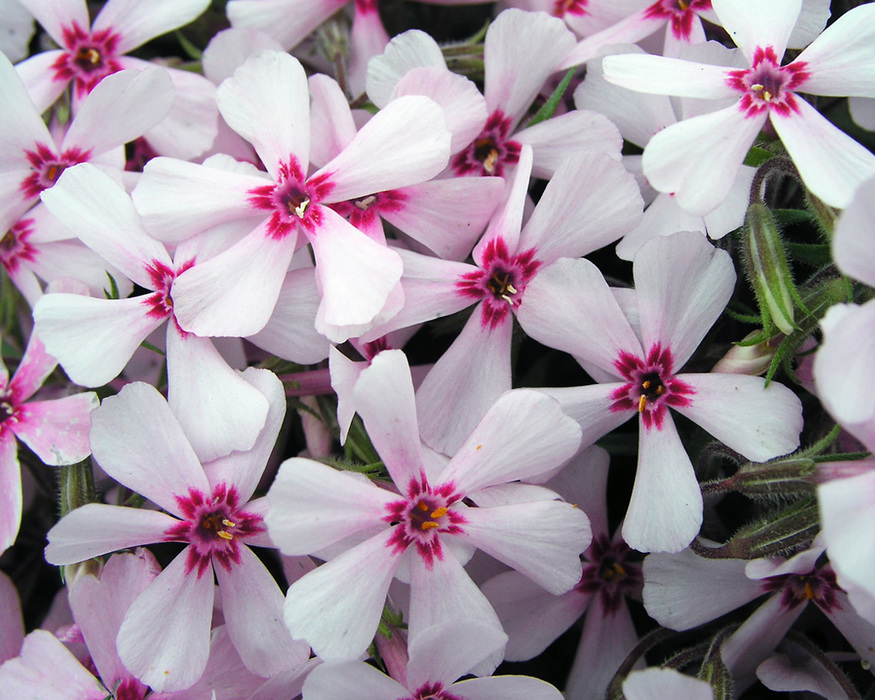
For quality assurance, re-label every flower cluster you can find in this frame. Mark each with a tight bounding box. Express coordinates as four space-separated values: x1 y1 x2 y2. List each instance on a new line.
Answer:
1 1 875 698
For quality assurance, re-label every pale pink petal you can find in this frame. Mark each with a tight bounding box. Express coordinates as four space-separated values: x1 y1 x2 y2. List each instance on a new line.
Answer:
393 66 489 153
642 103 765 216
8 331 55 401
310 207 403 343
90 382 209 514
416 309 512 456
771 99 875 209
460 499 589 595
0 432 21 555
602 53 737 100
93 0 209 53
787 0 831 48
302 660 404 700
635 231 735 367
13 49 68 113
615 193 704 261
518 150 642 263
352 350 425 487
0 629 107 700
214 545 308 677
540 385 632 450
329 347 364 445
623 415 702 553
452 676 564 700
441 390 581 494
407 621 509 689
117 549 215 692
32 293 165 387
0 50 53 165
69 550 159 693
226 0 346 50
517 257 642 376
266 458 396 554
642 548 763 630
547 446 611 537
347 0 390 97
560 9 664 68
821 590 875 668
0 571 23 663
15 0 88 48
674 373 802 461
165 326 269 463
171 221 296 337
217 50 309 178
833 178 875 288
623 668 713 700
11 393 97 465
61 67 174 156
366 29 446 109
484 9 575 125
133 156 270 244
44 504 179 564
712 0 800 62
308 73 357 167
756 639 848 698
201 27 285 84
284 528 401 660
0 0 34 63
40 163 172 288
314 96 451 204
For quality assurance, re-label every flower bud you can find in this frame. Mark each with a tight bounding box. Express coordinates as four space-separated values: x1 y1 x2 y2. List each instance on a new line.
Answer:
712 330 775 375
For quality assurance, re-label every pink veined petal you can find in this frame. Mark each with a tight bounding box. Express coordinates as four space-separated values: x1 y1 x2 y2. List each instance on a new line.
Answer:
601 53 737 100
366 29 446 108
833 178 875 288
393 66 489 153
171 219 297 337
314 95 451 204
483 571 589 661
204 367 285 502
15 0 89 48
353 350 425 488
13 49 69 114
92 0 209 54
266 457 396 555
712 0 801 63
0 432 22 555
117 548 215 693
133 156 270 243
460 499 589 595
0 50 54 167
406 621 509 690
44 504 179 565
518 149 642 263
0 571 23 664
642 548 764 630
8 331 55 401
40 163 172 289
484 9 575 126
214 545 308 678
0 629 108 700
302 660 406 700
32 293 166 387
284 528 401 660
90 382 209 515
566 596 639 700
622 668 713 700
165 326 269 463
673 373 802 462
308 73 357 167
415 307 513 456
217 50 310 179
771 99 875 209
11 393 98 466
538 385 633 451
69 551 159 693
635 231 735 367
517 257 643 377
441 390 581 494
310 207 403 343
642 102 766 216
792 3 875 97
226 0 346 50
61 67 174 157
623 414 702 554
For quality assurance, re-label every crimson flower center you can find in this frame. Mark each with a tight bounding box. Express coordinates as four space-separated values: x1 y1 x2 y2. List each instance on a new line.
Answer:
451 111 521 178
726 46 810 118
409 499 449 531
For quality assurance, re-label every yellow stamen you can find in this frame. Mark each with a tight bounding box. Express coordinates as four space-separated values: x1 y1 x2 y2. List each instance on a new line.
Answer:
506 283 517 295
218 531 234 541
762 91 772 102
355 195 376 210
804 581 814 599
430 507 448 519
656 385 665 395
751 83 764 91
483 149 498 174
642 380 651 390
678 0 689 9
500 293 514 304
221 518 236 528
421 521 440 530
417 502 429 511
638 395 647 413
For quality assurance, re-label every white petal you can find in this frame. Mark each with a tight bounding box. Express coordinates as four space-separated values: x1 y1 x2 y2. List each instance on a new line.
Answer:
308 73 357 167
602 53 737 99
832 178 875 288
623 668 714 700
15 0 88 48
93 0 209 53
366 29 446 108
0 50 54 166
226 0 346 50
712 0 801 62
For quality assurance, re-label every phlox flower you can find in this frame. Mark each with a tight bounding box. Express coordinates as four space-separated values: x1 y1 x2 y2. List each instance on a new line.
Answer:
517 231 803 552
1 328 97 555
44 372 308 692
499 0 651 39
602 0 875 214
15 0 218 159
302 621 564 700
132 49 451 343
265 349 589 661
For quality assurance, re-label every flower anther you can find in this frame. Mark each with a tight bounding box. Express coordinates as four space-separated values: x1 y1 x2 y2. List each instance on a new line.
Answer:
726 46 811 118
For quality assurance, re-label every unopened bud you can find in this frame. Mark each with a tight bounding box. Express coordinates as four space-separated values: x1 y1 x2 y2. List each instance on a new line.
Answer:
712 330 775 375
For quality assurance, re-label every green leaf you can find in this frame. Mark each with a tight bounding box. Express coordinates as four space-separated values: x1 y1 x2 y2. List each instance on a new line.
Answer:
743 145 773 167
175 30 202 60
104 271 120 299
527 67 576 128
785 241 832 268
